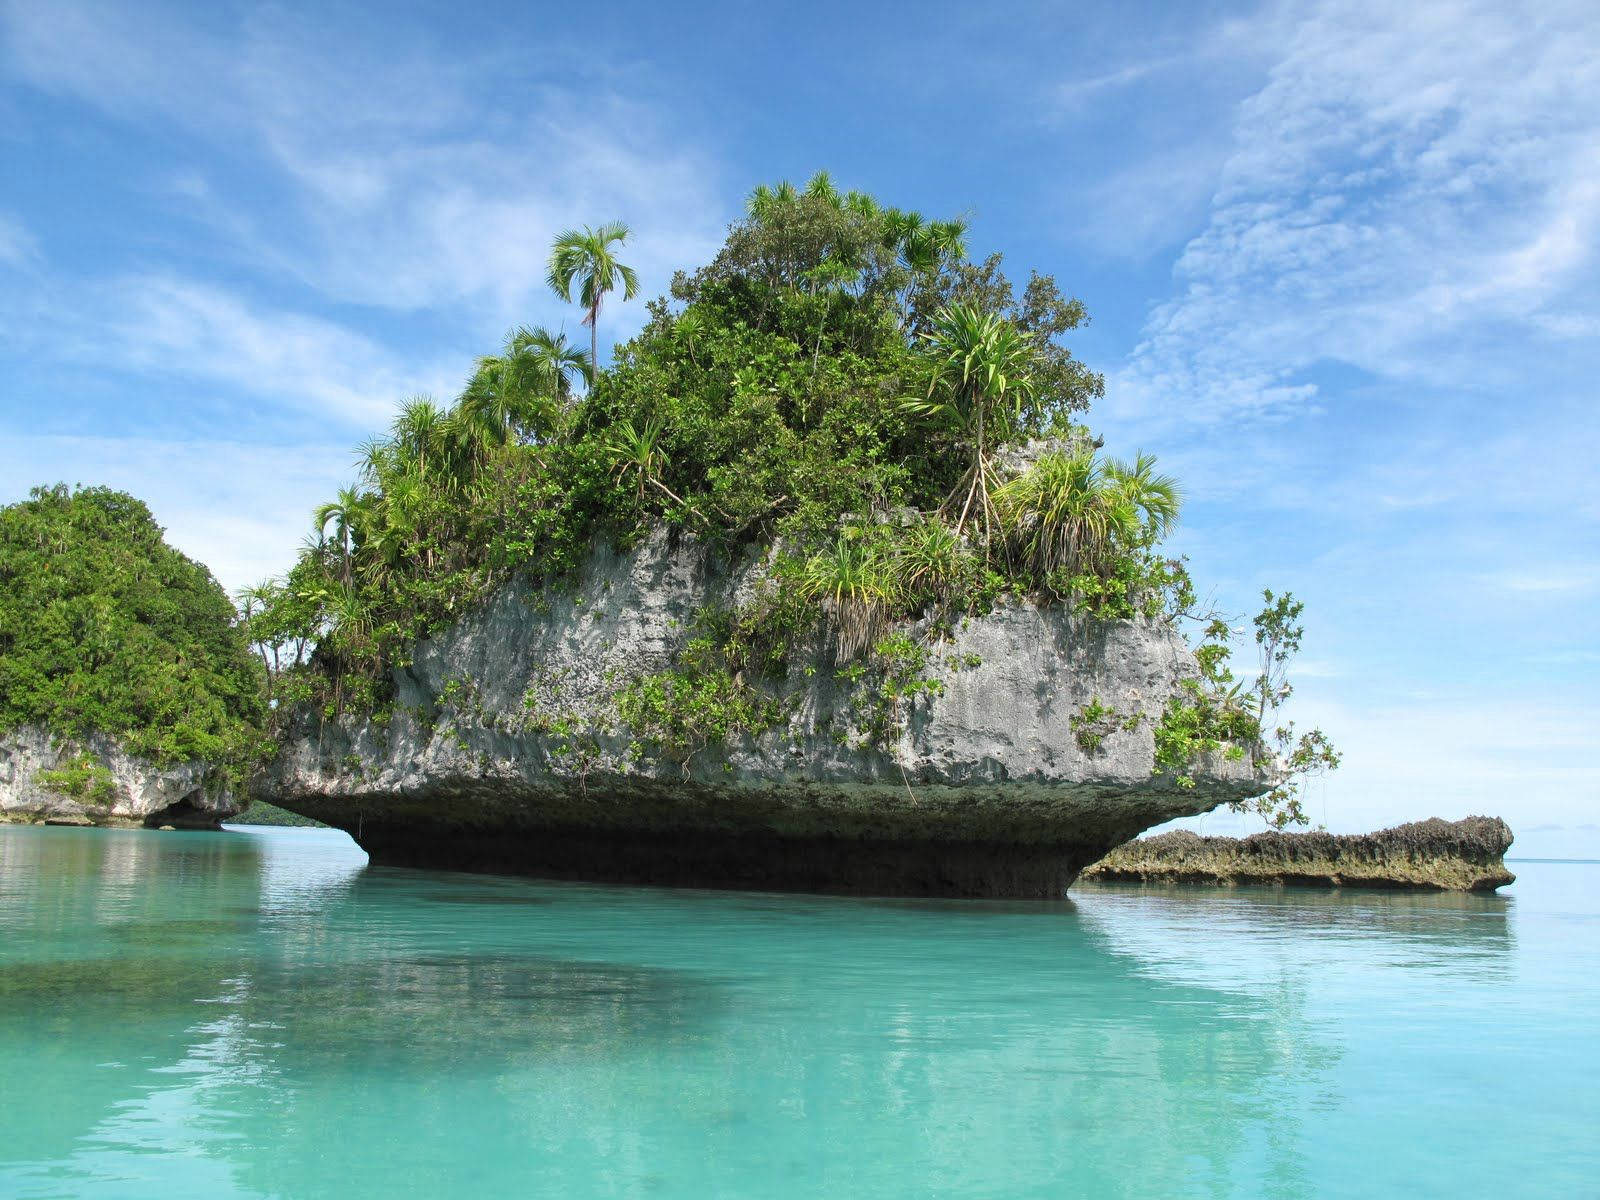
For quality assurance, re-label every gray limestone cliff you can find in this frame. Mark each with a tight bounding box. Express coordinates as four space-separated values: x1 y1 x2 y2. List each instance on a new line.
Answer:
260 531 1275 897
0 724 239 828
1082 817 1515 892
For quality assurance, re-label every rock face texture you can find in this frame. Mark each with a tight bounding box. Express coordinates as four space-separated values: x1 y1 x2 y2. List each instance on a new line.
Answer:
262 533 1273 897
1082 817 1515 892
0 724 239 829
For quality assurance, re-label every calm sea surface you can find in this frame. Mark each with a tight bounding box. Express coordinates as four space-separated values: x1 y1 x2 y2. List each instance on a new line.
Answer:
0 825 1594 1199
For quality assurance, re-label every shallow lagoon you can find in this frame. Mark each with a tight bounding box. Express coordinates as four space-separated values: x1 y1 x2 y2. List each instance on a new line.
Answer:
1 825 1594 1198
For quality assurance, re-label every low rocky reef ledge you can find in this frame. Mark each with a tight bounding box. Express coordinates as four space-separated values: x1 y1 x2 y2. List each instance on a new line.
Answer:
1082 816 1515 892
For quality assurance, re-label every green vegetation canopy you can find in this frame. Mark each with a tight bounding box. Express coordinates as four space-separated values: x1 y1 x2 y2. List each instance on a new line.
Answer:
0 485 264 767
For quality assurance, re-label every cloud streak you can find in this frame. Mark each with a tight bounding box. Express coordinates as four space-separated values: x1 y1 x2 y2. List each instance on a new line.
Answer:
0 210 36 266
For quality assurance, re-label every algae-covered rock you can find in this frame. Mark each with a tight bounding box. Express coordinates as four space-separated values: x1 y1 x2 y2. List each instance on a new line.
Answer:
1082 816 1515 892
261 532 1274 897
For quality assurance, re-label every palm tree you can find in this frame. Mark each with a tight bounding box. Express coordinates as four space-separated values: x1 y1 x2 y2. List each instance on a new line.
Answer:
455 327 590 455
233 580 280 688
546 222 640 368
1105 451 1182 541
903 302 1040 545
313 486 366 586
503 325 592 408
354 436 397 489
457 356 525 450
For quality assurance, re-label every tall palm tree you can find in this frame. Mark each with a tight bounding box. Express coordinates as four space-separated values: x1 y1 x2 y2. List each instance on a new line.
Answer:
233 580 279 688
546 222 640 368
904 303 1040 544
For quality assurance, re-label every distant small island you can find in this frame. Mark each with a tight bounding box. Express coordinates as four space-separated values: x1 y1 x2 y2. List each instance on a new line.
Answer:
230 801 327 828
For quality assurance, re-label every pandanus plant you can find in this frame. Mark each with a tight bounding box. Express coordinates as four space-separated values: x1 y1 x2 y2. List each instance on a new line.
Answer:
604 414 671 501
798 530 902 663
994 449 1182 582
602 414 708 524
904 302 1040 549
896 518 971 611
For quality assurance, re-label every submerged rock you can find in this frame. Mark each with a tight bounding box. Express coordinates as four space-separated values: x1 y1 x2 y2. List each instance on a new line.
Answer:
0 724 239 829
1081 816 1515 892
261 532 1275 898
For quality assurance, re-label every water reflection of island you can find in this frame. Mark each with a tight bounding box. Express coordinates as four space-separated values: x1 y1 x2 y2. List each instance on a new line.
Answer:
0 829 1514 1198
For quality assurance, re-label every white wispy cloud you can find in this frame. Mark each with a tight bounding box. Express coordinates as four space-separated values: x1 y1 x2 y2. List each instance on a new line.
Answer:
0 210 36 266
0 0 733 564
0 1 728 334
1105 0 1600 430
102 275 453 427
1480 567 1600 595
1077 0 1600 839
1054 56 1190 107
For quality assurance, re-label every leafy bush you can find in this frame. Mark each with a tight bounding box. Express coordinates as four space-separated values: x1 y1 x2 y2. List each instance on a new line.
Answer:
35 756 117 805
1151 600 1340 826
615 626 786 765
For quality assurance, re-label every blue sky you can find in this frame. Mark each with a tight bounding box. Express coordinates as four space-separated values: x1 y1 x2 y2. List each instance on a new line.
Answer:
2 0 1596 847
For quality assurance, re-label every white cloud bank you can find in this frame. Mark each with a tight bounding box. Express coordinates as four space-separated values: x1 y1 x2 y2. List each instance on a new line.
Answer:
1109 0 1600 429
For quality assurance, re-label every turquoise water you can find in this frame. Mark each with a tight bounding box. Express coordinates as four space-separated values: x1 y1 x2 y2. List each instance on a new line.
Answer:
1 826 1595 1198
